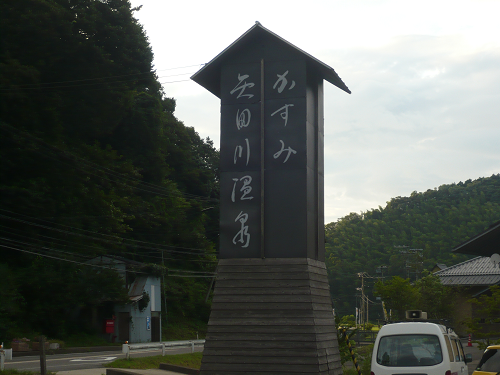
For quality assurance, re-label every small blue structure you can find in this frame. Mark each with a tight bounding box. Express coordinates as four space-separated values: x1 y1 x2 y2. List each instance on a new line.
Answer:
86 256 162 343
115 275 162 343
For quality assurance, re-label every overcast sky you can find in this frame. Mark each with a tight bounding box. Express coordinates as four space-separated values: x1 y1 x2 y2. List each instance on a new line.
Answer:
129 0 500 224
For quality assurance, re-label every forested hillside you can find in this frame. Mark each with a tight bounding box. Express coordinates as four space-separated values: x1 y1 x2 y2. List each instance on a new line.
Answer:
2 0 500 343
0 0 218 340
325 174 500 317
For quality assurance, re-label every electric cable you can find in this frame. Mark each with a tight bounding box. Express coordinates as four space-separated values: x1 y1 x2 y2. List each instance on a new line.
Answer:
0 210 212 255
0 237 217 273
0 64 203 91
0 225 218 263
0 122 218 204
0 243 148 274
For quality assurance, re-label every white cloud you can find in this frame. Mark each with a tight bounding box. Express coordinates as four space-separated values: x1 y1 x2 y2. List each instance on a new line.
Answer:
130 0 500 222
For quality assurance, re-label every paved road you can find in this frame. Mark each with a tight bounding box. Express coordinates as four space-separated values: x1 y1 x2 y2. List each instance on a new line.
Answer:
5 346 203 374
463 342 483 374
4 341 484 374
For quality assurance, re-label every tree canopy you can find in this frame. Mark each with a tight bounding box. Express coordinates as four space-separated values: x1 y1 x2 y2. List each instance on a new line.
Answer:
463 285 500 347
374 273 455 321
0 0 219 339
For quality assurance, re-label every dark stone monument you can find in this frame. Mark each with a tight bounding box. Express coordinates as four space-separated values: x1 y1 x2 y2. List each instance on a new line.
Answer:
192 22 350 374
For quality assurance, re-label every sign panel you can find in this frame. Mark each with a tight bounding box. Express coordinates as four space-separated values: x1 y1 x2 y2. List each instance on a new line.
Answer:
219 59 319 259
220 63 262 258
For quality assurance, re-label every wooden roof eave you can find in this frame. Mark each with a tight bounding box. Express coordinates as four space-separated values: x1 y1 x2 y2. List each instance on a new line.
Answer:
191 22 351 98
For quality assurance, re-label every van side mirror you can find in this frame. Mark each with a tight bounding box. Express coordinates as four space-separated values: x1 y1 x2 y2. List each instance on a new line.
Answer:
465 353 472 363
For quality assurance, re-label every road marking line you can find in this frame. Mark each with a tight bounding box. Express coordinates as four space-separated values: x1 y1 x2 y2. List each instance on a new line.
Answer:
70 357 116 362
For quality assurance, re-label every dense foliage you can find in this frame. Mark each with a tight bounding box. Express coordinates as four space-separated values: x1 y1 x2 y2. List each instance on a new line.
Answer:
326 175 500 317
464 285 500 347
374 273 456 320
2 0 500 345
0 0 219 340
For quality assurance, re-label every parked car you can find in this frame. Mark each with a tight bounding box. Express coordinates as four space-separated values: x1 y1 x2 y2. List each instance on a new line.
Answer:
371 321 472 375
472 344 500 375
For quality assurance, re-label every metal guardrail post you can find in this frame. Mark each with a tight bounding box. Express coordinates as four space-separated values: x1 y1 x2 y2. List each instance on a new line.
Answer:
162 343 165 356
1 350 5 371
191 341 194 353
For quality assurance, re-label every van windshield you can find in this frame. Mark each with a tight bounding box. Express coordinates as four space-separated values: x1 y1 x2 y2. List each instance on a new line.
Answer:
376 334 443 367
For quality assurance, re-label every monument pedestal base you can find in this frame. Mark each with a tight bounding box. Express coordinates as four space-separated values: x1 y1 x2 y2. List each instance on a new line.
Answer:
200 258 342 374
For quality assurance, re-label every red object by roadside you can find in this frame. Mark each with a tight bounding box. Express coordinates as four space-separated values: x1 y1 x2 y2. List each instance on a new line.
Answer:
104 319 115 334
468 334 472 347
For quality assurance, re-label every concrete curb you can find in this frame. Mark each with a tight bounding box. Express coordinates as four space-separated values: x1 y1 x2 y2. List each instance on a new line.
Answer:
105 364 199 375
159 363 199 375
106 370 143 375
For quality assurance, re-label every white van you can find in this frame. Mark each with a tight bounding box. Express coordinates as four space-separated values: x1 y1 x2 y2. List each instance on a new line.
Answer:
371 322 471 375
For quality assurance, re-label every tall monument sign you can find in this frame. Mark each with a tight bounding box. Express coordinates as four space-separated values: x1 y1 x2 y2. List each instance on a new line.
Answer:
192 22 350 374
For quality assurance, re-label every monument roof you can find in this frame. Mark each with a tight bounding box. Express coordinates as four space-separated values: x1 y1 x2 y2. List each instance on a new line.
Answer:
191 22 351 98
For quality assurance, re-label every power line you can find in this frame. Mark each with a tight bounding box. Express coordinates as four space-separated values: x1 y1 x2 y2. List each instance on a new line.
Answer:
0 64 203 91
0 73 193 91
1 242 217 276
0 243 217 279
0 243 149 274
0 225 218 263
158 79 192 85
0 122 206 201
0 210 214 255
0 234 218 266
0 122 218 204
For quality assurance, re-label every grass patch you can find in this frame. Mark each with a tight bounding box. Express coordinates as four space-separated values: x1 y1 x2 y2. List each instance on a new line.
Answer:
163 319 207 341
342 367 360 375
105 352 202 370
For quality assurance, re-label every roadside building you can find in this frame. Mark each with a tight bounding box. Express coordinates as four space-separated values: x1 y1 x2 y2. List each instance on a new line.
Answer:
87 256 162 343
115 275 162 343
434 256 500 335
434 221 500 336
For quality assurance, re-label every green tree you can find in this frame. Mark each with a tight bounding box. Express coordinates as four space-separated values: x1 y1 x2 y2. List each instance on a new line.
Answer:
463 285 500 348
374 276 419 320
415 272 454 319
0 263 24 339
0 0 219 339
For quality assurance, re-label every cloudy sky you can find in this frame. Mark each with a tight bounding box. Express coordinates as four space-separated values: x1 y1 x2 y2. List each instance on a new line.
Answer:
129 0 500 224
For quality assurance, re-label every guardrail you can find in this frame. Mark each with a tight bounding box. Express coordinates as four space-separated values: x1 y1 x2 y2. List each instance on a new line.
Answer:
122 340 205 360
345 330 379 344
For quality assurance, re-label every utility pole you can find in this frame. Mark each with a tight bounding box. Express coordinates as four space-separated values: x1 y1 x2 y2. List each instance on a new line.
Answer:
366 293 369 326
395 246 423 281
161 250 167 341
39 336 46 375
376 265 387 278
357 272 368 326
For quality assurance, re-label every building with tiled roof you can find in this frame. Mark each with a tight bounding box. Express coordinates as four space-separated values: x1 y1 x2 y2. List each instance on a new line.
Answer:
434 256 500 335
435 256 500 287
431 263 448 273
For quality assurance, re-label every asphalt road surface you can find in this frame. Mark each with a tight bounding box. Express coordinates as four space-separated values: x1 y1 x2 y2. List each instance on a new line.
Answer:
4 341 483 374
4 346 204 373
